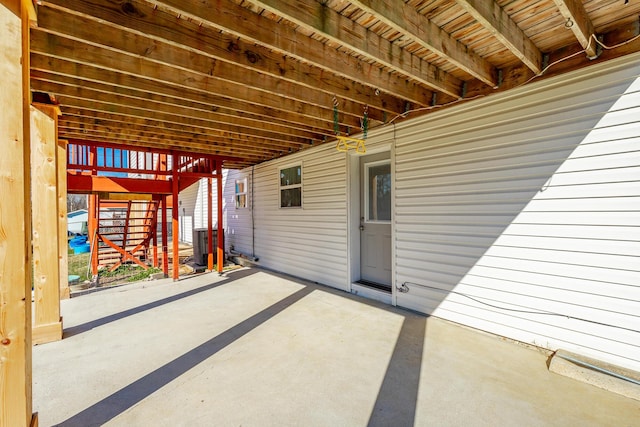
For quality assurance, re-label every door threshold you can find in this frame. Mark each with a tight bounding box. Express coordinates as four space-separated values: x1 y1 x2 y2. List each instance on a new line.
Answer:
355 280 391 293
351 282 392 305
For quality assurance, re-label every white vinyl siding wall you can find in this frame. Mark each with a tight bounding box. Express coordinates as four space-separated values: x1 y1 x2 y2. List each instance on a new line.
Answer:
219 54 639 372
253 146 349 289
193 178 208 231
393 55 640 371
193 170 228 231
224 170 253 256
182 171 247 254
178 181 198 244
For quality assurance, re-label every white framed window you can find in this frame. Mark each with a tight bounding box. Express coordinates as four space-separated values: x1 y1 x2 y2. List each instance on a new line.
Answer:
364 160 391 223
235 178 247 209
279 164 302 208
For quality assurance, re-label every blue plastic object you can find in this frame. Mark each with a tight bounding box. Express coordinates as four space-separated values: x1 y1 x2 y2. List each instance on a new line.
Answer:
73 243 91 254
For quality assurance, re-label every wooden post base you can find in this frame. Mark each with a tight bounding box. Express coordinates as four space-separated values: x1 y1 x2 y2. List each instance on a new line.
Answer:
32 318 63 345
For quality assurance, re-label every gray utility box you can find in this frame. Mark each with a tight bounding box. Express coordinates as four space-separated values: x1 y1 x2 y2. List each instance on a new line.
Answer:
192 228 224 266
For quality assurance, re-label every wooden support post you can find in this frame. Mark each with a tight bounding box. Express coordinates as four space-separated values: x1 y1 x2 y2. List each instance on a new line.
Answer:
121 200 132 266
0 1 37 425
57 139 70 299
152 205 158 268
88 194 99 276
88 145 99 276
207 178 213 271
172 155 179 280
161 195 168 277
31 105 63 345
216 163 224 274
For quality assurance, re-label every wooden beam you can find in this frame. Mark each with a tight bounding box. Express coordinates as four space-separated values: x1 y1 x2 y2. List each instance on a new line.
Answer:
30 105 63 344
31 70 331 137
216 162 223 274
43 0 436 106
171 159 179 281
30 19 388 124
149 0 462 98
552 0 597 59
99 234 148 270
56 139 70 299
30 79 321 143
161 195 168 277
337 0 496 86
456 0 542 74
89 193 99 277
30 57 337 135
465 22 640 97
31 107 69 301
59 127 271 162
0 1 34 425
56 114 309 154
57 119 298 156
68 174 173 195
62 134 260 169
151 198 159 268
207 178 213 272
39 0 422 111
57 110 304 151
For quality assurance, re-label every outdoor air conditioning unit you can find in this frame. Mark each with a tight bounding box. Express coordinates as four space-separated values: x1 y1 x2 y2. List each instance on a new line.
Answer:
192 228 224 266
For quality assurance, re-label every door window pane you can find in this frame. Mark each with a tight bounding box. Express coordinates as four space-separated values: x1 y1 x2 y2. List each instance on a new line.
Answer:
367 163 391 221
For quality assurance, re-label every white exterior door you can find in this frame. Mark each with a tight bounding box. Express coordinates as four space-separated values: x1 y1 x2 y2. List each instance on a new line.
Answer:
360 154 392 287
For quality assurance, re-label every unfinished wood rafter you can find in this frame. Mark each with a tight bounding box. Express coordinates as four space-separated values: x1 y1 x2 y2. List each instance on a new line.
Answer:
26 0 640 167
61 132 263 165
552 0 597 58
30 58 337 134
40 0 422 112
456 0 542 73
31 79 321 143
57 109 304 151
343 0 496 86
58 118 285 151
30 18 389 125
30 72 330 139
58 121 293 159
148 0 463 98
29 33 364 130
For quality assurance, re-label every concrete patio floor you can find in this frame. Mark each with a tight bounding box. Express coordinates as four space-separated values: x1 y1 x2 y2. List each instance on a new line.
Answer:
33 268 639 426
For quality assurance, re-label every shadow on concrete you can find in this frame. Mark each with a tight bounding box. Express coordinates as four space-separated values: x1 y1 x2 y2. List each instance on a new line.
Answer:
368 315 427 427
56 284 314 427
63 268 257 338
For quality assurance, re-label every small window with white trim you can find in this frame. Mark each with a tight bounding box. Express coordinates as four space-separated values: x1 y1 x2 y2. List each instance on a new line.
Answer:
279 164 302 208
235 178 247 209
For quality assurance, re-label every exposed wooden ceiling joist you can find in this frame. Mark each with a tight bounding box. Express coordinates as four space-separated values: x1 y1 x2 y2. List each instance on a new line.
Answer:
42 0 434 110
30 16 380 128
552 0 597 58
30 0 640 167
343 0 497 86
30 58 333 134
456 0 542 73
150 0 464 98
